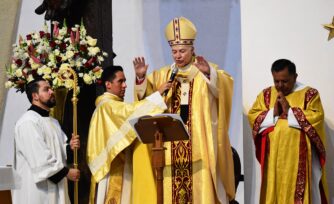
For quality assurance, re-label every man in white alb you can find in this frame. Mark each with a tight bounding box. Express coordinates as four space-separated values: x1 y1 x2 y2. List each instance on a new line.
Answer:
12 78 80 204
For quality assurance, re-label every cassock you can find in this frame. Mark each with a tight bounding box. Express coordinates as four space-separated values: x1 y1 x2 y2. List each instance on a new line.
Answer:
135 61 235 204
87 91 167 204
248 82 328 204
12 105 70 204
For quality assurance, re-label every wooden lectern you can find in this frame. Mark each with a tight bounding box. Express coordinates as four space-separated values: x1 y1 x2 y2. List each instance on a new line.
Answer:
134 115 189 204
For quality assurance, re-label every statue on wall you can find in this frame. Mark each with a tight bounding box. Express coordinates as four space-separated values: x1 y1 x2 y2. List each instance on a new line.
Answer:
35 0 72 22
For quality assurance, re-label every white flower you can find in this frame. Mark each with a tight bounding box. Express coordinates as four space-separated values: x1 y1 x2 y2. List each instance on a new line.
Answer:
6 22 107 92
51 73 58 78
66 44 74 50
48 53 56 63
69 60 75 67
75 61 82 68
97 56 104 63
83 73 92 84
64 38 71 43
58 29 67 37
54 49 60 56
5 81 13 88
64 79 74 89
36 47 42 53
47 62 54 67
86 36 97 47
37 67 44 75
52 78 60 87
80 27 87 37
43 67 52 75
88 47 100 56
94 68 103 78
31 62 40 70
61 54 68 62
66 50 74 59
27 75 34 82
32 33 40 40
80 40 87 45
43 74 51 80
60 63 70 70
28 58 34 65
11 63 18 69
15 69 22 77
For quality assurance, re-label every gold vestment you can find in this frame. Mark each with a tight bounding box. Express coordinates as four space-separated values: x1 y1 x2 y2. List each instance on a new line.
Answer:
135 62 235 203
248 86 328 203
87 92 166 203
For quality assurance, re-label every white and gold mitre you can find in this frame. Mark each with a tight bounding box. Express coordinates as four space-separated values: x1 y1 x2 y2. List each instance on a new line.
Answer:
165 17 197 46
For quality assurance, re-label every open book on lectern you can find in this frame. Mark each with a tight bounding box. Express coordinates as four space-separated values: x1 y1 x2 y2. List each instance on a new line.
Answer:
128 114 190 144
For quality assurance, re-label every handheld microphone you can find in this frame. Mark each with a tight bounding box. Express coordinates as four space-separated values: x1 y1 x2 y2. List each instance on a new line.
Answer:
163 67 178 96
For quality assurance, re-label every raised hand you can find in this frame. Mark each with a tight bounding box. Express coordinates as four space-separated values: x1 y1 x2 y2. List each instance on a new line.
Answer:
133 57 148 78
194 56 210 75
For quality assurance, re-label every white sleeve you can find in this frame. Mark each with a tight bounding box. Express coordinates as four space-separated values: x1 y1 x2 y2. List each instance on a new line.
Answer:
201 66 218 98
15 121 64 183
135 78 148 100
288 108 301 129
145 91 167 110
259 109 278 133
63 131 69 160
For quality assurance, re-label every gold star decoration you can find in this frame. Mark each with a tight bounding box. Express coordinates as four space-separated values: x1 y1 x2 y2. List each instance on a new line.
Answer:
323 16 334 41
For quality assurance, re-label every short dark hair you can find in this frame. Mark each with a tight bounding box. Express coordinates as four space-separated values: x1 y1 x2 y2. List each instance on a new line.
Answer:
25 78 46 103
271 59 296 75
101 65 124 90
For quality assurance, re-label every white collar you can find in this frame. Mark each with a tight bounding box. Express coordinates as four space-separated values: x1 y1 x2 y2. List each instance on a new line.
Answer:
171 62 192 72
293 81 305 92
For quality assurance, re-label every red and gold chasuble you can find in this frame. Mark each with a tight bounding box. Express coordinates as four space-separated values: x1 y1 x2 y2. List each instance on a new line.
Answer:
248 86 328 204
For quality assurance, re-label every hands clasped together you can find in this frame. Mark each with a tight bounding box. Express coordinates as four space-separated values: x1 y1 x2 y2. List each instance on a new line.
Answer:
274 92 290 118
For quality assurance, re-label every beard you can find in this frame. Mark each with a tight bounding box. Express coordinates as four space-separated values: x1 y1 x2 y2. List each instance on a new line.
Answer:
41 95 56 108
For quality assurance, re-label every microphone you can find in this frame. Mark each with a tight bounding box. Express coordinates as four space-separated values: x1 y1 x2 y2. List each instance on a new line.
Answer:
163 67 178 96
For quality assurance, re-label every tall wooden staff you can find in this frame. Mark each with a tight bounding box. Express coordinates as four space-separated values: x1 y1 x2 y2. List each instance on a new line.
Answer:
58 67 79 204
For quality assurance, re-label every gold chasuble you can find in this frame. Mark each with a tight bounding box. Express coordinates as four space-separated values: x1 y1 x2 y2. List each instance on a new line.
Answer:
87 92 166 204
248 86 328 204
135 62 235 204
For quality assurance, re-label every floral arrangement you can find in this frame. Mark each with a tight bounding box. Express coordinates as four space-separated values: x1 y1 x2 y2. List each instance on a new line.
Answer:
5 21 108 92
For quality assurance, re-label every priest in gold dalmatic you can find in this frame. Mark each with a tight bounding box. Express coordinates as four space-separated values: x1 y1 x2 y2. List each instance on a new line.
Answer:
248 59 328 204
133 17 235 203
87 65 170 203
